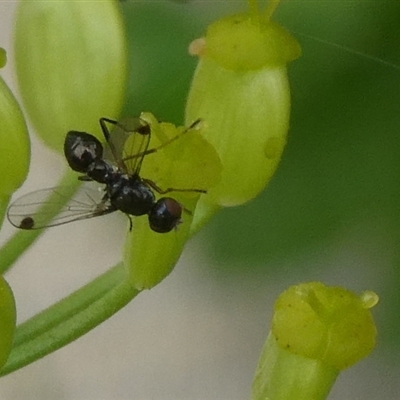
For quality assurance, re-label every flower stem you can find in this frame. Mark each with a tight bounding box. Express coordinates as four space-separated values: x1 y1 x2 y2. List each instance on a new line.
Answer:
248 0 260 15
252 333 339 400
0 262 140 376
0 196 10 230
263 0 282 21
0 169 80 274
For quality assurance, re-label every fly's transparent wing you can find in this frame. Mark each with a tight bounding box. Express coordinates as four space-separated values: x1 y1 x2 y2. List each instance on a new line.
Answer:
7 185 113 230
103 117 151 176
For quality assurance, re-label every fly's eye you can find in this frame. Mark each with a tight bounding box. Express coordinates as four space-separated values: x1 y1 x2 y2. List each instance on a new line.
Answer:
148 197 183 233
64 131 104 173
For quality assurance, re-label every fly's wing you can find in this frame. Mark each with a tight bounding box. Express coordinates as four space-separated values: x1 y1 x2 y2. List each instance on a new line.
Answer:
103 117 151 176
7 185 113 230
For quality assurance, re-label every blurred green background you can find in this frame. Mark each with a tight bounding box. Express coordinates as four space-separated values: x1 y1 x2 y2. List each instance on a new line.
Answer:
121 0 400 356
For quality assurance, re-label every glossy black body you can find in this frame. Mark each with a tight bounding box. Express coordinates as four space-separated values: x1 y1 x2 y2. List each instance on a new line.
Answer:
8 117 204 232
63 119 184 233
64 131 104 173
148 198 183 233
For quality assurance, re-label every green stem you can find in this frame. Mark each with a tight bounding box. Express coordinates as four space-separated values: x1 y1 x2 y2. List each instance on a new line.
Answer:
263 0 282 21
248 0 260 19
248 0 263 27
0 169 80 274
0 195 10 231
252 333 339 400
0 262 140 376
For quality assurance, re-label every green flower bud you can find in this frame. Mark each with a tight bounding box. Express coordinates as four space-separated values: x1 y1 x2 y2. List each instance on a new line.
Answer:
272 282 378 370
205 14 300 71
124 208 194 291
124 113 222 290
185 6 301 230
0 74 30 226
14 0 127 152
252 282 378 400
0 275 16 371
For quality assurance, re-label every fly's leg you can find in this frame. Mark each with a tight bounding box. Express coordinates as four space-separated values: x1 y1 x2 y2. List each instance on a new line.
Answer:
127 215 133 231
143 178 206 216
123 119 202 162
143 178 207 195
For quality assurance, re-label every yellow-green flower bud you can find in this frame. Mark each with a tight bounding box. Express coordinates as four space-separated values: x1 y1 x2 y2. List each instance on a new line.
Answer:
272 282 378 370
124 113 222 290
252 282 379 400
205 14 300 71
0 275 16 371
14 0 127 152
186 6 301 231
0 74 30 226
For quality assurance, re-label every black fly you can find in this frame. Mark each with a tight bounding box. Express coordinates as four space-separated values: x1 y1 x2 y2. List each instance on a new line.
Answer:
7 117 205 233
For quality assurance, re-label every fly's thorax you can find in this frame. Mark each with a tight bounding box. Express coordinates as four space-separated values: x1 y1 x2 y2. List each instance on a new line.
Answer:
86 159 115 184
109 175 155 216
